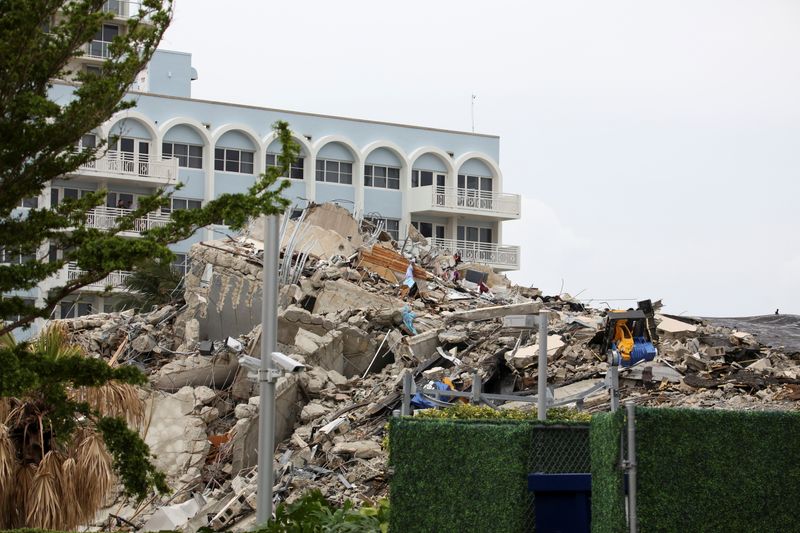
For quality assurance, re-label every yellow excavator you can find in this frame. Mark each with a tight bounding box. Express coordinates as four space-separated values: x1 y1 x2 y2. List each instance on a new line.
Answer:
601 300 659 367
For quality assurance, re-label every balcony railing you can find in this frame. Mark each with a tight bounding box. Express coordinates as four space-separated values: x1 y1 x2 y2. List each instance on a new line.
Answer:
75 150 178 182
83 41 111 59
408 186 521 219
102 0 143 18
86 206 171 233
67 263 131 291
430 237 521 270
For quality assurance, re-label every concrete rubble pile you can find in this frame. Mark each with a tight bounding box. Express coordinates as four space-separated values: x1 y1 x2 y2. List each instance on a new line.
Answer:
56 202 800 531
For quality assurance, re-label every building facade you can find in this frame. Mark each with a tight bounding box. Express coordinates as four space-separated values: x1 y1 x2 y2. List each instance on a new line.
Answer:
15 33 521 327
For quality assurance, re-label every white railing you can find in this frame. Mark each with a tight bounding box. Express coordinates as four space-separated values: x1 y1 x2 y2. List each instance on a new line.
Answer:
85 206 171 233
76 151 178 182
67 263 132 291
429 237 521 270
83 41 111 59
102 0 143 17
408 186 521 219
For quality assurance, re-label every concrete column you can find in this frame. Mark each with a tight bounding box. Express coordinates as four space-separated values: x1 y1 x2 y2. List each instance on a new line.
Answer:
204 141 214 242
448 216 459 241
306 153 316 203
400 164 411 239
353 158 364 217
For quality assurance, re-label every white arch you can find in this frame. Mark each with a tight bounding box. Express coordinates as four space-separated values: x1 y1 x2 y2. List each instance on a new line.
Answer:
103 110 159 142
361 140 409 169
262 130 312 157
159 116 213 147
311 135 362 164
407 146 456 176
210 123 262 150
453 151 503 190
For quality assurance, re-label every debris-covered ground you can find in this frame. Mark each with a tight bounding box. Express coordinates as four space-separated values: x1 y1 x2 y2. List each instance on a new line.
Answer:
56 203 800 531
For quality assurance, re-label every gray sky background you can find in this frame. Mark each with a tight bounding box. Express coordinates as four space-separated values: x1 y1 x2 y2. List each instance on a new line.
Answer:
160 0 800 317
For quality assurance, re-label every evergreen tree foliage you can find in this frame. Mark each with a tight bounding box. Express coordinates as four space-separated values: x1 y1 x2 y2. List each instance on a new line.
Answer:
0 0 301 510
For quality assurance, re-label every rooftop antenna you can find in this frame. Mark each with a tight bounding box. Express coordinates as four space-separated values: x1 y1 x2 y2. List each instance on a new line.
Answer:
471 93 477 132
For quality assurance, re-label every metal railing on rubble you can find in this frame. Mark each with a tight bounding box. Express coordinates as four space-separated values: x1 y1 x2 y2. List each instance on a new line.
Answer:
397 311 612 416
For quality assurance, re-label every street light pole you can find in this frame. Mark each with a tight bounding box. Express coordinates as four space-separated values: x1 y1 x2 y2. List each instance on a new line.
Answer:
256 214 279 525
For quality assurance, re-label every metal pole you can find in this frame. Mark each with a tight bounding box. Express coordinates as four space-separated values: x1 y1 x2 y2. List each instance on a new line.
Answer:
472 372 482 405
610 364 620 412
401 371 412 416
256 215 279 525
537 310 548 420
626 401 637 533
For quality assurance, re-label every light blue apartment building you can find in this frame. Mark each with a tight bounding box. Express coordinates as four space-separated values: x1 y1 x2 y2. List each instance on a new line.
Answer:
23 46 520 325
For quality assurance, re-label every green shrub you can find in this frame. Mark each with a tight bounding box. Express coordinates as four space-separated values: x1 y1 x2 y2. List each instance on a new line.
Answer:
413 403 591 422
249 490 388 533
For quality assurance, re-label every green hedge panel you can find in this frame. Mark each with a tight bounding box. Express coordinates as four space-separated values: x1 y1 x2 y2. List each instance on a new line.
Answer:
389 418 533 533
590 410 626 533
389 418 590 533
635 407 800 532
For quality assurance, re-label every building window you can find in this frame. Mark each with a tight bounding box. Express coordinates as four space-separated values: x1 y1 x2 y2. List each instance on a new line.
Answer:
51 187 93 208
172 253 190 275
84 65 102 77
365 217 400 240
412 169 446 188
315 159 352 184
60 301 94 319
266 153 304 179
162 197 202 214
364 165 400 190
457 225 493 243
215 148 254 174
457 174 493 193
76 134 96 151
412 221 445 240
163 142 203 169
19 197 39 209
4 298 36 325
89 23 119 58
106 192 135 210
0 247 35 265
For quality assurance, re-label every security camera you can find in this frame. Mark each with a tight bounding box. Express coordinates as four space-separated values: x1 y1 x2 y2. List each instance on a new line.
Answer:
271 352 306 373
238 354 260 373
237 352 306 376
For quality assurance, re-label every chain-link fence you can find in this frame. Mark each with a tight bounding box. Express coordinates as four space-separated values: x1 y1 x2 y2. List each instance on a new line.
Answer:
522 425 591 532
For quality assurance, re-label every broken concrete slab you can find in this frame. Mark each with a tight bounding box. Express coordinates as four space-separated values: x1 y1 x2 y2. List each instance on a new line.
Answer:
657 315 698 336
446 301 543 323
394 329 442 362
313 279 401 315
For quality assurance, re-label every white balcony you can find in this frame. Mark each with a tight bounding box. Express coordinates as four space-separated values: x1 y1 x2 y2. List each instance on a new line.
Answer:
408 186 521 221
67 263 131 292
71 151 178 185
85 206 171 234
430 237 521 271
102 0 143 18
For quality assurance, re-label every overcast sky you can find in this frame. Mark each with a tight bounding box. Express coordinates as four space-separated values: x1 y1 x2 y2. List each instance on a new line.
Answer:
160 0 800 317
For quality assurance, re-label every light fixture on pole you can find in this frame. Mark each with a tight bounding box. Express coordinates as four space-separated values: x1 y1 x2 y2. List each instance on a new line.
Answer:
251 214 307 526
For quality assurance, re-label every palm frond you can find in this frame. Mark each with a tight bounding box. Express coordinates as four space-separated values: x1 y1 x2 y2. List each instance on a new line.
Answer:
26 451 64 529
60 456 81 529
0 424 18 528
74 430 113 520
70 381 144 427
31 322 83 360
12 463 36 528
116 259 185 312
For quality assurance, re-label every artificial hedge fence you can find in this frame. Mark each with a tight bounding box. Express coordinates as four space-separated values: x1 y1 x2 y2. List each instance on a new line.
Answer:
634 407 800 532
388 417 590 533
589 409 626 533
